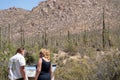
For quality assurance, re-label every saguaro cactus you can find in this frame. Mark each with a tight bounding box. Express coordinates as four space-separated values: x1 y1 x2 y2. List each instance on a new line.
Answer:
107 23 112 47
7 24 11 47
0 27 2 49
102 7 106 49
67 30 71 42
41 28 48 48
37 31 41 48
83 30 87 46
20 26 25 47
44 29 48 47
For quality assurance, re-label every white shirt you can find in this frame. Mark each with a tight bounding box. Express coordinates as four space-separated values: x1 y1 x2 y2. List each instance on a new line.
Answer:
8 53 26 80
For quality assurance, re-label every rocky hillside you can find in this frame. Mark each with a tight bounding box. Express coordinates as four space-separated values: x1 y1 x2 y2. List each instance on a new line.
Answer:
0 0 120 41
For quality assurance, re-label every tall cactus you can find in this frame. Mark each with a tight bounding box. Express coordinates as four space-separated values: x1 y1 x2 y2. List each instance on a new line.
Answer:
38 31 41 48
67 30 70 42
7 24 11 47
75 34 78 46
20 26 25 47
0 27 2 49
23 29 25 47
41 33 44 48
41 30 48 48
102 7 106 49
44 29 48 47
20 26 23 47
83 30 87 47
107 22 112 47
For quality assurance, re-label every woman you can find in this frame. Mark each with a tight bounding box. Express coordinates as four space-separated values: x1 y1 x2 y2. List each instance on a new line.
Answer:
34 49 52 80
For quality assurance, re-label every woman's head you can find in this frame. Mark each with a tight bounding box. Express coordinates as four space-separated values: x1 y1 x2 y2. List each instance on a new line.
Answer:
39 48 50 60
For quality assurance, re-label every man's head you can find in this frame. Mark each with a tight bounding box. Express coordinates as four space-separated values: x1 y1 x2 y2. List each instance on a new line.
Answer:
16 47 25 55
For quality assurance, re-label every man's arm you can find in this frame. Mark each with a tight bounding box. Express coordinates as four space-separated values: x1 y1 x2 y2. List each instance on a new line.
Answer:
20 66 27 80
19 57 27 80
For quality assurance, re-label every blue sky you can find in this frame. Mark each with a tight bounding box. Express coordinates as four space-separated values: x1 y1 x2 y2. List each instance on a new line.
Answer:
0 0 45 10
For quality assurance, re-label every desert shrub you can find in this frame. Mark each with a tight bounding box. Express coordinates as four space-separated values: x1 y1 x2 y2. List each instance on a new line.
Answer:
54 50 120 80
55 59 95 80
0 50 14 80
64 41 78 56
49 46 59 53
93 52 120 80
25 52 36 65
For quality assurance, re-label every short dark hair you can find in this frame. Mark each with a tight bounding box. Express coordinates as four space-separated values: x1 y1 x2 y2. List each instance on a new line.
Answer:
16 47 24 53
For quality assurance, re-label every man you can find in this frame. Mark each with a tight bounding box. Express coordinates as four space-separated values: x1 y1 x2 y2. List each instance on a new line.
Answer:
8 47 28 80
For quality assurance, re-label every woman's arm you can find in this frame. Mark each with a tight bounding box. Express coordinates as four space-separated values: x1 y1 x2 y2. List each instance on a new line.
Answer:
50 64 53 80
34 58 42 80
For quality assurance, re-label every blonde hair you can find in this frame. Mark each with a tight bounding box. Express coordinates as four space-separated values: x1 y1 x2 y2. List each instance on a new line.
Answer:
40 48 50 60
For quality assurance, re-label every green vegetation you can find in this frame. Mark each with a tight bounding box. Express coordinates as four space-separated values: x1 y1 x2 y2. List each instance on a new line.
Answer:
0 24 120 80
55 49 120 80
